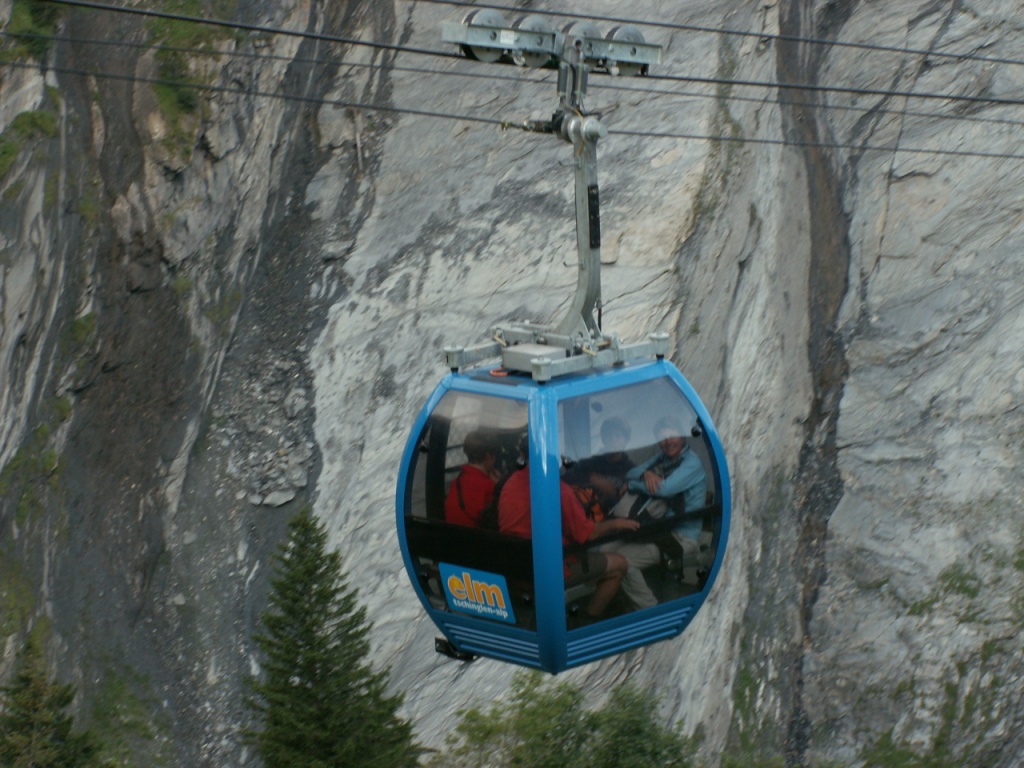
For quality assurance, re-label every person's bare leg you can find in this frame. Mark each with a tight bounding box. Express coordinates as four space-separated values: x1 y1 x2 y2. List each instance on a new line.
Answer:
585 552 628 618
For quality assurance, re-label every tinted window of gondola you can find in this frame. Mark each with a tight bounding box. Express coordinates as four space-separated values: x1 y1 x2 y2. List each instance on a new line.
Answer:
558 378 719 615
403 391 534 627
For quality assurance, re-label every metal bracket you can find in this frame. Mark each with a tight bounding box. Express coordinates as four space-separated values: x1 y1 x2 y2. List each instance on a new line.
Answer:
435 637 478 662
446 333 671 383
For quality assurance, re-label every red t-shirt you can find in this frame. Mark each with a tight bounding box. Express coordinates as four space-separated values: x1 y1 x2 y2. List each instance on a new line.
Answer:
444 464 496 527
497 467 594 544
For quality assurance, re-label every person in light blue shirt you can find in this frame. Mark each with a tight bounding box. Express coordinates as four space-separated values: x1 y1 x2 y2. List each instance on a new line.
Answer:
599 415 707 609
625 415 706 540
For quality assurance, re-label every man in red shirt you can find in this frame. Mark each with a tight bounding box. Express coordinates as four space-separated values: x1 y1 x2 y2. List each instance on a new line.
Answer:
445 430 501 527
498 454 639 622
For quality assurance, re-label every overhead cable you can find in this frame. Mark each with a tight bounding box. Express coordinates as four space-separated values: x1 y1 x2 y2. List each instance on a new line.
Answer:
610 125 1024 162
647 71 1024 110
592 78 1024 131
33 0 1024 111
0 29 553 89
6 29 1021 133
4 56 1024 162
0 56 507 128
43 0 460 61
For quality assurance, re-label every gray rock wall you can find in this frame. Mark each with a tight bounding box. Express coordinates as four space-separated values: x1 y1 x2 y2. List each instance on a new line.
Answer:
1 0 1022 765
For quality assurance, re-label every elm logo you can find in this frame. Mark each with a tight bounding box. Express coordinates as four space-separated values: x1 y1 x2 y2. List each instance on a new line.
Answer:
439 563 516 624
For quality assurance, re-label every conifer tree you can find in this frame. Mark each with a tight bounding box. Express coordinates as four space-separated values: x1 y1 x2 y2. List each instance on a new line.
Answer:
247 509 418 768
0 634 101 768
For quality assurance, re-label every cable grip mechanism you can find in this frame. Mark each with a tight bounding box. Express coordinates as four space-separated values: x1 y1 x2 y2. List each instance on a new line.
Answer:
441 13 665 382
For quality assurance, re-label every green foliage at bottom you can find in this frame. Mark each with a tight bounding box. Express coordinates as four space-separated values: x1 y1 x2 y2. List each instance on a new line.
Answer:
0 635 104 767
861 730 934 768
433 671 700 768
87 666 172 767
721 758 786 768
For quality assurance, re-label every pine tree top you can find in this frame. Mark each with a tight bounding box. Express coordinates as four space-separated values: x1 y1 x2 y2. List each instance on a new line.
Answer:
247 509 420 768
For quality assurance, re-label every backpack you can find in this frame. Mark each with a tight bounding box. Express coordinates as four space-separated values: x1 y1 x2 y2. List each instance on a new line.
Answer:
570 485 606 522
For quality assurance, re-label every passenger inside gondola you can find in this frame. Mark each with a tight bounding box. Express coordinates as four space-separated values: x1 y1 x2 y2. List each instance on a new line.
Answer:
499 436 639 622
625 416 707 523
444 429 502 527
563 416 635 517
599 415 708 610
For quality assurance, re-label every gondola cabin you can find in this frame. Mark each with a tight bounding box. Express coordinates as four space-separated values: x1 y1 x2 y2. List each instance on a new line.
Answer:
396 358 730 673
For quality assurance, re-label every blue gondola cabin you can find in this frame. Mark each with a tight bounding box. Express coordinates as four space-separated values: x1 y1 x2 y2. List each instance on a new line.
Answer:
396 358 730 673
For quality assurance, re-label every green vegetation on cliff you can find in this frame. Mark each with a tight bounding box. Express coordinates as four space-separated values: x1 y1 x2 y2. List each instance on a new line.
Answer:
0 109 59 180
2 0 61 60
146 0 238 153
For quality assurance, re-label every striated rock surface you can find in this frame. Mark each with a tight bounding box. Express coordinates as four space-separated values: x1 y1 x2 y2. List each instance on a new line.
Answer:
0 0 1022 765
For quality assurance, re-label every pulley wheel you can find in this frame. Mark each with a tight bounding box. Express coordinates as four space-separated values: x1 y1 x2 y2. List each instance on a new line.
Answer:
512 14 555 68
462 8 507 63
606 25 646 77
562 20 602 60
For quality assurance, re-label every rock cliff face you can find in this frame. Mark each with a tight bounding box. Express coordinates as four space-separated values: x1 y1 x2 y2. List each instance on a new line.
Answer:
1 0 1022 765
